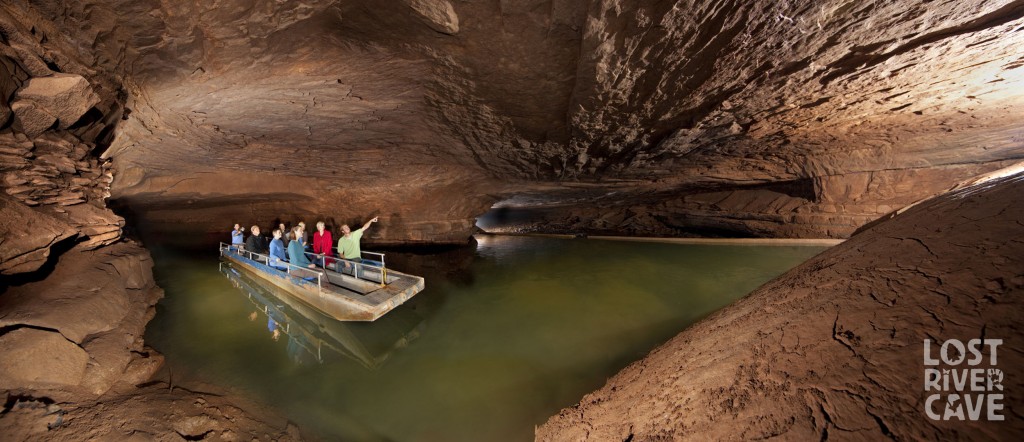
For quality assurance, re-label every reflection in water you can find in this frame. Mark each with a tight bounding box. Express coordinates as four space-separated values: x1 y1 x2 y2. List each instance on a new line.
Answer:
147 235 827 441
220 263 425 368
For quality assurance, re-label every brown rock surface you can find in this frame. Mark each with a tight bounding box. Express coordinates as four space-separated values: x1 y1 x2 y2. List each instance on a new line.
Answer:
0 3 314 437
0 387 304 441
0 328 89 389
405 0 460 34
0 241 301 439
0 0 1017 240
0 243 160 394
10 101 57 139
13 73 101 130
0 193 77 275
536 171 1024 440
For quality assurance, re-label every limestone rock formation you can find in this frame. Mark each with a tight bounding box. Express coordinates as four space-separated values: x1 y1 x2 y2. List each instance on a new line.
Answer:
0 328 89 389
0 239 305 440
0 194 77 274
0 386 305 441
405 0 460 34
0 0 1015 435
0 0 1015 241
115 0 1024 240
0 243 161 396
536 171 1024 440
12 73 101 132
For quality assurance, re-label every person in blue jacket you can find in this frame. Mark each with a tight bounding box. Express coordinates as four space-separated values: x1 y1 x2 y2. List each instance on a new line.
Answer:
269 229 288 271
287 226 316 269
230 224 244 248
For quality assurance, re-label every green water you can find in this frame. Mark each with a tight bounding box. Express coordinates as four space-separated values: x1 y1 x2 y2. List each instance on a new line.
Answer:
145 235 826 441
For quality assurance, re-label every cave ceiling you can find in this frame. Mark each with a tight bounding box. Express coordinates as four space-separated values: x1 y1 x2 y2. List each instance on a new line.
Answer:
7 0 1023 241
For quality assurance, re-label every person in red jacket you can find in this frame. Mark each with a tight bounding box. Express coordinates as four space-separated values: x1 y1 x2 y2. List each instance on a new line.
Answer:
312 221 334 268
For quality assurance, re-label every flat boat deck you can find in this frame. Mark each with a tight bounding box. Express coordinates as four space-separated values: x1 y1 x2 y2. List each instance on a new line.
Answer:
219 244 424 321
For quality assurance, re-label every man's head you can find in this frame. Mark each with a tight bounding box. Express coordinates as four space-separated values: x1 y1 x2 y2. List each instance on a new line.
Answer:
251 226 260 236
316 221 325 232
273 229 281 239
342 224 351 235
298 221 306 230
279 222 285 229
234 223 240 230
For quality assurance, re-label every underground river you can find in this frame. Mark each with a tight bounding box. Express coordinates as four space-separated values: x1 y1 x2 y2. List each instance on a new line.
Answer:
144 235 828 441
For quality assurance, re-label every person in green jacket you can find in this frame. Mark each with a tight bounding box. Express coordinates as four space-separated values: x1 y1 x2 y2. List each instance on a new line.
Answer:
337 216 378 262
287 226 315 269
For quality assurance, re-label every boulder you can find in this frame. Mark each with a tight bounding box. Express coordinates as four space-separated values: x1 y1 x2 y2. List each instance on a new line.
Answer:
0 328 89 389
10 101 56 139
0 193 77 275
12 73 100 131
0 242 162 395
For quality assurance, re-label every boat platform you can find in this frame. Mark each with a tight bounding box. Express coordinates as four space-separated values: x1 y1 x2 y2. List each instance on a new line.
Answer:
219 263 425 367
219 243 425 321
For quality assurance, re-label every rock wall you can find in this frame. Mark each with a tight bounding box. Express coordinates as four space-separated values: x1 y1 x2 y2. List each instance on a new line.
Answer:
0 1 127 272
536 170 1024 440
1 243 164 396
7 0 1017 240
86 0 1024 238
477 161 1020 238
1 1 1022 438
0 243 302 440
0 2 302 438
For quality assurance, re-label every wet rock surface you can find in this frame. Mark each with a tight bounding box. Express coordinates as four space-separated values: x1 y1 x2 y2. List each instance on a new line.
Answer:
536 172 1024 440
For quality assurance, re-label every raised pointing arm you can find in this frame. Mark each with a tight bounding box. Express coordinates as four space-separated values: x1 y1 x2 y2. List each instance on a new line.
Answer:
362 216 379 231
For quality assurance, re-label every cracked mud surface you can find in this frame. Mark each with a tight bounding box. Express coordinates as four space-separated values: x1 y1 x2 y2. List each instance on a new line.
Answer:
537 173 1024 440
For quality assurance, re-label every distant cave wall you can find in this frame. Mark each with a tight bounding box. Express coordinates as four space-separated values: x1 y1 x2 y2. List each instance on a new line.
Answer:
86 0 516 244
481 161 1021 238
109 167 499 246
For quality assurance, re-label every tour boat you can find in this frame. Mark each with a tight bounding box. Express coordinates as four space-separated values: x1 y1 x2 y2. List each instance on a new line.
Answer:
219 263 424 366
219 243 425 321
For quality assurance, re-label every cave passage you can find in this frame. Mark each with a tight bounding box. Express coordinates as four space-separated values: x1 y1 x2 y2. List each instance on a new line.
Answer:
144 235 825 441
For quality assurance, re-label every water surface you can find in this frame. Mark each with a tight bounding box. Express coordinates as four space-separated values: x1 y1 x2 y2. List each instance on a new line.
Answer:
145 235 826 441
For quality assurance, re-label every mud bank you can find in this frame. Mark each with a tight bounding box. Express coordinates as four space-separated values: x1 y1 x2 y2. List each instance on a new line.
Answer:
537 172 1024 440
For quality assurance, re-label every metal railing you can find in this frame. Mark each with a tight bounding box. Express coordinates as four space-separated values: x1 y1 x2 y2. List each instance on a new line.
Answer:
219 242 323 292
304 246 389 287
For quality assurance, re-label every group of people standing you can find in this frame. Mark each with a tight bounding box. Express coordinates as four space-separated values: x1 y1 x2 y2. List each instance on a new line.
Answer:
230 217 379 271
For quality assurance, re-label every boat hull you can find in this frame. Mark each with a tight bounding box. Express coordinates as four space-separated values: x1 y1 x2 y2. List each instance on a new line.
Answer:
220 249 424 321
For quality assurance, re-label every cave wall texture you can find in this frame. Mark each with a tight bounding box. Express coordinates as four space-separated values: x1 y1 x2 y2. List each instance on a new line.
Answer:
0 0 1022 438
537 166 1024 441
1 0 1021 244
